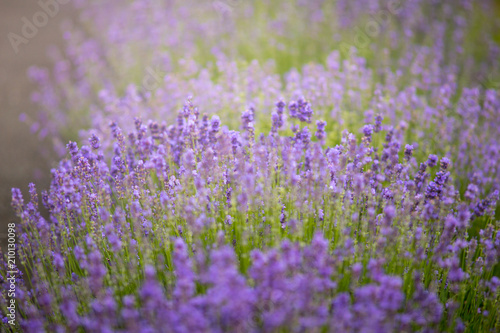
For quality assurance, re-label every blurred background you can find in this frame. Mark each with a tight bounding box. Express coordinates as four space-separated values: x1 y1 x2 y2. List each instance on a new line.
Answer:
0 1 75 249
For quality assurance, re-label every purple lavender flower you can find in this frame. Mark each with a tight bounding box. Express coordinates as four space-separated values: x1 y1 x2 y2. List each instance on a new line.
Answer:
363 124 373 143
11 188 24 212
374 114 383 133
427 154 438 167
404 144 414 161
425 181 440 199
67 141 79 158
241 108 254 131
440 157 451 171
89 134 101 150
315 120 327 142
7 5 500 330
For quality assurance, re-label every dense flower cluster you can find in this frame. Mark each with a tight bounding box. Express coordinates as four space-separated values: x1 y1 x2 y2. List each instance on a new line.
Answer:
2 0 500 332
28 50 500 193
25 2 500 195
3 103 500 331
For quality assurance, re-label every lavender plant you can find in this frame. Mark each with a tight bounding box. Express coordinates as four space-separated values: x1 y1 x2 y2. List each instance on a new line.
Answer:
2 0 500 332
26 1 499 159
3 102 499 331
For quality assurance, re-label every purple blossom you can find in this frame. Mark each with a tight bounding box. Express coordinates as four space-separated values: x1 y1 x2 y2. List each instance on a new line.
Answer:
427 154 438 167
5 2 500 331
315 120 327 142
89 134 101 150
404 144 414 161
363 124 373 142
440 157 451 171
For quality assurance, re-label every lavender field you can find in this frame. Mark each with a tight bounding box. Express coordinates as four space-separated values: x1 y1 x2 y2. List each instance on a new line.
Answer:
2 0 500 332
